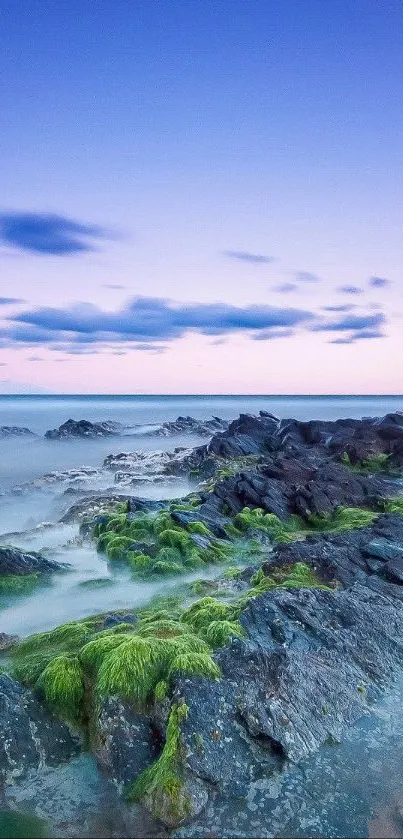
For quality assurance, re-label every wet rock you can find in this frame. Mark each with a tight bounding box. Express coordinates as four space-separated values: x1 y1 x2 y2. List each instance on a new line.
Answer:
156 416 228 438
0 674 81 788
0 544 65 576
0 633 18 652
45 419 123 439
60 494 130 524
94 697 159 793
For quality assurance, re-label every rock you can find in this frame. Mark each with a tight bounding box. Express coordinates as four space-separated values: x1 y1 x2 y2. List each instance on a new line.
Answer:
0 545 65 576
156 416 228 438
205 456 390 522
0 426 35 437
0 633 18 652
60 494 130 524
45 419 123 439
93 697 159 793
0 674 81 788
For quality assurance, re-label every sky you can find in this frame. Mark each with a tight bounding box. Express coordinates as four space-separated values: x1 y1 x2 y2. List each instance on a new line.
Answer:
0 0 402 394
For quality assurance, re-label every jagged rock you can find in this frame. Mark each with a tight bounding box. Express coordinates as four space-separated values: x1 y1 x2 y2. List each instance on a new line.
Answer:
0 426 35 437
155 416 228 438
60 494 130 524
0 674 81 788
0 545 65 576
45 419 123 439
201 456 391 522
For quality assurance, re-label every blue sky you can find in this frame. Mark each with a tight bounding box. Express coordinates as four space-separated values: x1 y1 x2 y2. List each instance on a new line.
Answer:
0 0 402 393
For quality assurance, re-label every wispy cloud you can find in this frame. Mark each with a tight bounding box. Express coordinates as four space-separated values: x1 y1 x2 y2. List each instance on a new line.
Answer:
223 250 274 264
369 276 390 288
0 297 26 305
337 285 364 295
102 283 127 290
273 283 298 293
312 313 385 333
322 304 357 313
294 271 320 283
0 211 109 255
1 296 314 351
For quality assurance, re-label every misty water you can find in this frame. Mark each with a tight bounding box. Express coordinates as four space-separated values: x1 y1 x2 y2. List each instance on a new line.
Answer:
1 394 403 838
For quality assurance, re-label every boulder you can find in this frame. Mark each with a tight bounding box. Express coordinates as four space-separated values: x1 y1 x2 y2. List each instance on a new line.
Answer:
0 674 80 788
0 545 65 576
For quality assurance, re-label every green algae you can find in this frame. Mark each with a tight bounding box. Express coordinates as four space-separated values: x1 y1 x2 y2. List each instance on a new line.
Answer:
382 496 403 515
126 703 191 825
341 451 400 475
0 573 43 597
36 654 84 723
308 506 377 532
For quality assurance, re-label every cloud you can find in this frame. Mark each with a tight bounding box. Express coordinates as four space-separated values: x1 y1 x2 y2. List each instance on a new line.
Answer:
312 313 385 333
369 276 390 288
223 250 274 264
0 212 108 255
273 283 298 293
322 304 357 313
294 271 320 283
2 296 314 351
251 328 294 341
337 285 364 295
102 283 127 290
0 297 26 305
330 328 385 345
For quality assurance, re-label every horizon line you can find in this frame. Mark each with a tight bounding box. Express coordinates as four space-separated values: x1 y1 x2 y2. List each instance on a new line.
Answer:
0 393 402 399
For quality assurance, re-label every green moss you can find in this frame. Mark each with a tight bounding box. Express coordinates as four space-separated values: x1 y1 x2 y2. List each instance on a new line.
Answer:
239 561 333 605
186 522 211 537
233 507 306 542
79 633 132 674
136 620 189 639
181 597 237 632
168 652 221 680
154 679 168 701
12 620 96 684
77 577 115 589
0 573 42 596
126 703 191 825
382 496 403 515
36 654 84 722
308 506 377 532
202 619 245 647
341 451 400 476
151 561 184 575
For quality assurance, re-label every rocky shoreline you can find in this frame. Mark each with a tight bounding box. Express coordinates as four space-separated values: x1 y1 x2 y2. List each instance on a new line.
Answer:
1 409 403 833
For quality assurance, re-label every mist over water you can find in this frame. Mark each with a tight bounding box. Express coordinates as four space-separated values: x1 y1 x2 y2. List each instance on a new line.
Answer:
1 394 402 639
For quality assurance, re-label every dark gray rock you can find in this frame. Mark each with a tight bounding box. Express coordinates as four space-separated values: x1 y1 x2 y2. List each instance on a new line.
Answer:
0 545 65 576
0 674 81 788
93 696 159 793
45 418 123 440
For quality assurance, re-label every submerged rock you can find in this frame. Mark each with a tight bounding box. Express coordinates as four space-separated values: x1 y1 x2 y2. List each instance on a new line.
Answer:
0 426 35 437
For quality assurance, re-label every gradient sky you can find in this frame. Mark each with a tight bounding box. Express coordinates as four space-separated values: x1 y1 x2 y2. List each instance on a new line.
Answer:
0 0 402 394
